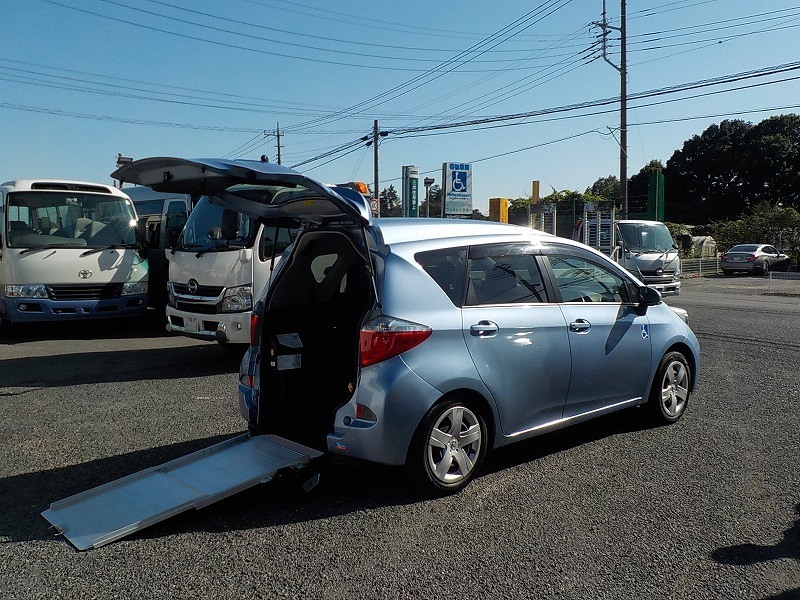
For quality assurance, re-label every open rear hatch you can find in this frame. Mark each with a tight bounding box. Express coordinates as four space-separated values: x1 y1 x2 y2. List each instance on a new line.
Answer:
42 434 321 551
112 157 371 224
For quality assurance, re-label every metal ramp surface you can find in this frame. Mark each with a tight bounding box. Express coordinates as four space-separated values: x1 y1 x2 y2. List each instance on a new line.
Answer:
42 434 322 551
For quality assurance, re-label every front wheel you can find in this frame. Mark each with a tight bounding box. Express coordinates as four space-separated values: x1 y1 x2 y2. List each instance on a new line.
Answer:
649 351 691 424
406 398 488 495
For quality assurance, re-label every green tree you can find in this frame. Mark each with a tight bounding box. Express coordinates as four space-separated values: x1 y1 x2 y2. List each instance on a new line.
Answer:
419 184 441 218
586 175 620 201
380 184 401 217
664 114 800 223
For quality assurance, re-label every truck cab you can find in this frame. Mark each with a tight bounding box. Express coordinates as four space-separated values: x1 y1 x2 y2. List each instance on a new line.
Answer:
579 216 681 296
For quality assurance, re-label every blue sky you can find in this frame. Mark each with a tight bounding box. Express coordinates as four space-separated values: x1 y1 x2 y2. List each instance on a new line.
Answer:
2 0 799 212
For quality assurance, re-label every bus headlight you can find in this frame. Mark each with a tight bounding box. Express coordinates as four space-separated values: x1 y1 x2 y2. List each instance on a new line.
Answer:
219 284 252 313
122 281 148 295
5 284 48 298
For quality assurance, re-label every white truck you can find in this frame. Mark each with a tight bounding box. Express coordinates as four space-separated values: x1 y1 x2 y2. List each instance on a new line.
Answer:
110 158 371 349
577 209 681 296
0 179 148 332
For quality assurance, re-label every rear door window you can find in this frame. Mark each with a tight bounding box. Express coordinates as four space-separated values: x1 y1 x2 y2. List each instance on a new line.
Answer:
465 243 548 306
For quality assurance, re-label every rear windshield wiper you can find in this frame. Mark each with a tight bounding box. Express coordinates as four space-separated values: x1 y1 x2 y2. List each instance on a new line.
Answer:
80 244 137 257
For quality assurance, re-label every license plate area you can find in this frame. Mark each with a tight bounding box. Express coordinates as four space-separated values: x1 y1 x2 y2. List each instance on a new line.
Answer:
185 316 199 332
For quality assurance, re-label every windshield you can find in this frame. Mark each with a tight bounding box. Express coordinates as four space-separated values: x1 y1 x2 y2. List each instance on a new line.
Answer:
132 199 166 217
5 191 137 249
617 223 675 253
180 196 254 251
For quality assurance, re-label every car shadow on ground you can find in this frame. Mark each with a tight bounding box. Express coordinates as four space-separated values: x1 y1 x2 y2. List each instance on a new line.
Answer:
0 344 243 388
0 307 168 344
0 406 656 548
710 503 800 600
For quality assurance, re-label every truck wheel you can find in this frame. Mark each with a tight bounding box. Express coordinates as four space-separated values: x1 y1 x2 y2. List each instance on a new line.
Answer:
406 398 488 495
649 351 691 424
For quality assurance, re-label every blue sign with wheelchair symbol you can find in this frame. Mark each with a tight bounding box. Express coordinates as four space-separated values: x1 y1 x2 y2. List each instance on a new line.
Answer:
451 170 467 193
641 324 649 340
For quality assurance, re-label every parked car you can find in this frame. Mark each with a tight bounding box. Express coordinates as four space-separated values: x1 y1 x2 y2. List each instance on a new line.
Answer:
720 244 790 276
110 157 700 495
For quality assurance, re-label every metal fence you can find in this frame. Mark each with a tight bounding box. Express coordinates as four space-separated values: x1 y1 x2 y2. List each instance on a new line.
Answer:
680 257 721 277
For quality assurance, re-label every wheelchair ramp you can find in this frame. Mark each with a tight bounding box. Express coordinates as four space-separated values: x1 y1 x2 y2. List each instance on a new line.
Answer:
42 434 322 551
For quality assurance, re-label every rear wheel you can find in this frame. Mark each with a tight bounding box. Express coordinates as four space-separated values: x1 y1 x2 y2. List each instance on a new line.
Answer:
649 351 691 424
761 261 770 276
722 269 733 276
406 398 488 494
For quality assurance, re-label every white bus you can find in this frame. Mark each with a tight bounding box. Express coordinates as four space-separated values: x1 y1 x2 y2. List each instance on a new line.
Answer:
0 179 148 332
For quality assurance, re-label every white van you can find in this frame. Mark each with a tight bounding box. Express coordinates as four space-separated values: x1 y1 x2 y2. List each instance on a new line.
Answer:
0 179 148 331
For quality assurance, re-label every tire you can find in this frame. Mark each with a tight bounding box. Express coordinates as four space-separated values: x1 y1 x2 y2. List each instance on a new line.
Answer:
722 269 733 276
761 261 770 276
649 351 691 424
406 398 488 495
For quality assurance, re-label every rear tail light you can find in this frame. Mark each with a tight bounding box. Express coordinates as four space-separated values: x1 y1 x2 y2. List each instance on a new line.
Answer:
721 254 728 260
359 315 432 367
746 254 756 261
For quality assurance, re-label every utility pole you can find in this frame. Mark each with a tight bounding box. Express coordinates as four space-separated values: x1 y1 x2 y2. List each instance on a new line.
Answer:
594 0 628 218
373 119 380 217
275 122 282 165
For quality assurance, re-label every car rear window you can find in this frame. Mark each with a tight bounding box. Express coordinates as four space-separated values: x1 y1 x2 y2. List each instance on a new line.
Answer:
415 247 467 306
730 245 759 252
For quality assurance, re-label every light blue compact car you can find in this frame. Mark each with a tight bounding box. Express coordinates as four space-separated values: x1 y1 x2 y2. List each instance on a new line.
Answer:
117 157 700 494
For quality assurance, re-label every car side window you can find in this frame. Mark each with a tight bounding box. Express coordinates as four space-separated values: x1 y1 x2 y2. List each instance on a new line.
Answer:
465 243 547 306
415 247 467 306
765 246 778 254
548 253 633 304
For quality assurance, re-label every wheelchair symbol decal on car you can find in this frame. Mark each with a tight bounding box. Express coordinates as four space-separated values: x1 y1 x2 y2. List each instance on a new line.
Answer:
641 324 650 340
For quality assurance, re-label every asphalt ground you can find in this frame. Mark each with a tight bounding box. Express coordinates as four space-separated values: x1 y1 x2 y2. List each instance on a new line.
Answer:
1 276 798 599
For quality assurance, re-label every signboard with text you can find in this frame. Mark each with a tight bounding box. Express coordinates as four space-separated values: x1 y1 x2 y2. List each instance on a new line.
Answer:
442 162 472 217
402 165 420 218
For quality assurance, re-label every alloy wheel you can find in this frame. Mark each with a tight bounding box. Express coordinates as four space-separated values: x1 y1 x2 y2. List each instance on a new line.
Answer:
426 405 483 486
660 360 689 418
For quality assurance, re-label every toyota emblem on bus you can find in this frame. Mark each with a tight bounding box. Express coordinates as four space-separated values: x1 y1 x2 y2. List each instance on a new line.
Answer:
187 279 199 294
78 269 93 279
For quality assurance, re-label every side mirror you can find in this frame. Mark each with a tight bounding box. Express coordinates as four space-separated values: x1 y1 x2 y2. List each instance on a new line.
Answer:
221 209 238 241
636 285 661 315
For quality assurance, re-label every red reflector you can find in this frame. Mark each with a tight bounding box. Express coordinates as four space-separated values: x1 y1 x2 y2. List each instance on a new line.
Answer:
359 316 432 367
250 311 260 346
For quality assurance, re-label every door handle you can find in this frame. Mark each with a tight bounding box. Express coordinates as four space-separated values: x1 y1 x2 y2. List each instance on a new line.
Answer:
569 319 591 333
470 321 498 336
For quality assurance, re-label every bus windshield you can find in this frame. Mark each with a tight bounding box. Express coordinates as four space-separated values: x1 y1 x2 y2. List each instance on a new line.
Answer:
617 222 676 254
5 191 137 249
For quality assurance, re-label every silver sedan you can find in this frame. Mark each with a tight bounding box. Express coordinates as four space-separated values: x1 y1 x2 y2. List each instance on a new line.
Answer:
720 244 790 276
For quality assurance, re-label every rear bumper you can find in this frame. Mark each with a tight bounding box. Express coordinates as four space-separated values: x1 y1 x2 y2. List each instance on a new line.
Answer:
0 295 147 323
